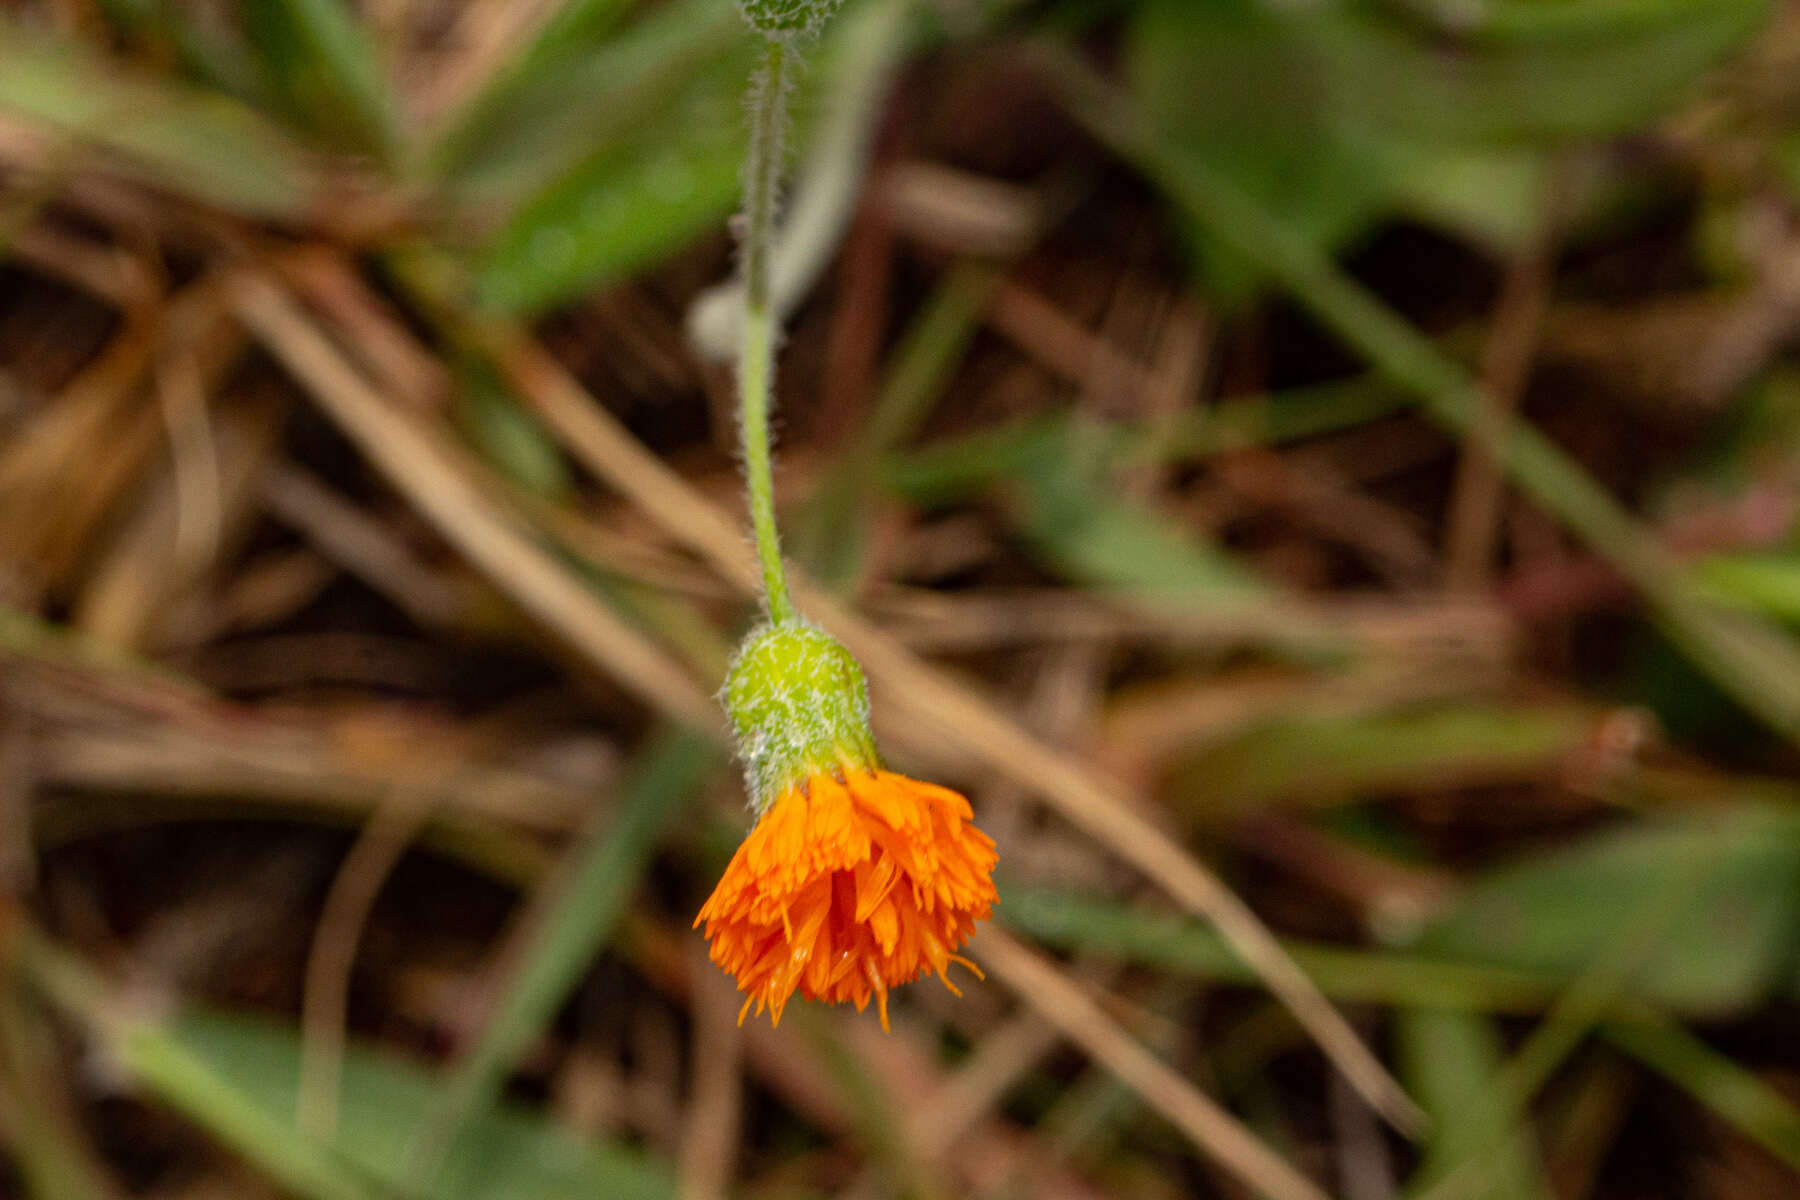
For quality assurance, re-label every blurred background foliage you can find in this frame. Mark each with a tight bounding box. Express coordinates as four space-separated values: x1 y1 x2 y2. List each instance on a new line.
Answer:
3 0 1800 1197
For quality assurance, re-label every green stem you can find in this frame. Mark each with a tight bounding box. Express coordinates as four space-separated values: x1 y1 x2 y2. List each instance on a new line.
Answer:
739 34 798 626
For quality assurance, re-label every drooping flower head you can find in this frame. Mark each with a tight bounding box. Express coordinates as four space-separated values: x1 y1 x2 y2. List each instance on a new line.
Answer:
697 624 998 1029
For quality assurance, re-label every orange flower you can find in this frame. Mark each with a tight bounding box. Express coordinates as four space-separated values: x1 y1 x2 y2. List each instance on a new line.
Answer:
703 622 998 1028
696 767 998 1030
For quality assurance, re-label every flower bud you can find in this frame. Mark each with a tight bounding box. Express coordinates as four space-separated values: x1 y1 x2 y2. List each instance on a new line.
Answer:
736 0 844 37
723 622 878 810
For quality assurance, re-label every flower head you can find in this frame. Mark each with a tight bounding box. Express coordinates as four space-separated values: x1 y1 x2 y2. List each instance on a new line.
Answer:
697 767 998 1029
698 623 998 1029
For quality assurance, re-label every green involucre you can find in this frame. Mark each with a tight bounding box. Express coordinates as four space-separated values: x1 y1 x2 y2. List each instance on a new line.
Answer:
724 622 879 809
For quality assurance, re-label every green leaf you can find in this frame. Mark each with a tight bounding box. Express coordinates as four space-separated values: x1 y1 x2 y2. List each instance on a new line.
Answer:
1413 809 1800 1017
243 0 399 159
171 1010 673 1200
513 0 642 67
474 79 745 313
93 0 272 102
428 0 670 191
1010 427 1258 598
1125 0 1770 286
1126 0 1391 297
433 0 745 211
1384 141 1550 252
461 0 875 311
0 27 321 218
1308 0 1772 144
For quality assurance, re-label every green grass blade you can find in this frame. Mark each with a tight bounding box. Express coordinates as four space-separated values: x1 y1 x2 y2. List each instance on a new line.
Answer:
1606 1015 1800 1174
1693 552 1800 621
1009 802 1800 1021
13 932 382 1200
1397 1008 1547 1200
1002 886 1562 1013
452 358 575 501
1012 441 1259 597
1167 704 1604 816
1123 0 1766 288
1306 0 1770 143
410 728 718 1172
885 378 1410 507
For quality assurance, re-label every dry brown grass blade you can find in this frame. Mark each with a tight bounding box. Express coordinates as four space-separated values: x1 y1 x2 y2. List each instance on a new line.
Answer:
677 940 745 1200
978 929 1332 1200
0 710 35 896
276 249 452 413
907 1012 1061 1162
411 0 565 123
76 391 280 651
227 272 719 731
0 314 160 590
1444 178 1560 591
477 322 1425 1135
257 464 466 630
867 588 1509 657
293 705 552 1147
0 275 250 610
296 777 439 1142
8 222 156 310
31 717 586 836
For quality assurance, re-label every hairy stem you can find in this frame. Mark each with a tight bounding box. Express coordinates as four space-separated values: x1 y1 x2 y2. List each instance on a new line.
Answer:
738 34 797 626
